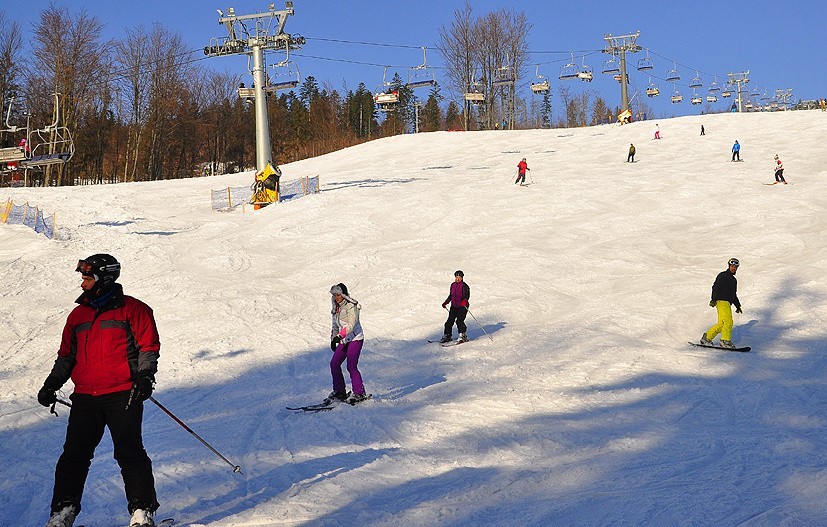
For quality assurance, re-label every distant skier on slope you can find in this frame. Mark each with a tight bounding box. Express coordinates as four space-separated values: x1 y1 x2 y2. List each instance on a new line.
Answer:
731 140 741 161
38 254 161 527
328 283 369 404
773 154 787 184
700 258 743 349
440 270 471 343
627 143 636 163
654 124 661 140
515 158 530 185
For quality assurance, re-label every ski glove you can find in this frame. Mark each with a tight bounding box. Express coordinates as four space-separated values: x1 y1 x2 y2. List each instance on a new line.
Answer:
37 375 62 407
442 301 448 309
134 371 155 401
460 300 468 308
736 307 743 314
709 300 716 307
331 335 342 351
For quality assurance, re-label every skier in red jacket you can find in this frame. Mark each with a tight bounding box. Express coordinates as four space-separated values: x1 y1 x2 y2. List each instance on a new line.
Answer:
38 254 161 527
515 158 530 185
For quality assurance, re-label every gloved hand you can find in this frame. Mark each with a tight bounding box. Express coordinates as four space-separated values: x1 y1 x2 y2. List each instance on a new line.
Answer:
442 301 448 309
330 335 342 351
37 376 62 407
736 307 743 314
134 371 155 401
460 300 468 308
709 300 716 308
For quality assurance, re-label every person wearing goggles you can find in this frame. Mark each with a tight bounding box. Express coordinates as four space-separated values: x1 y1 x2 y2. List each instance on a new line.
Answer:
701 258 743 349
38 254 162 527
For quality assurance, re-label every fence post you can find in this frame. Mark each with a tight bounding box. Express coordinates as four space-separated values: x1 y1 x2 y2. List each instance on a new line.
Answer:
227 187 232 209
52 212 57 239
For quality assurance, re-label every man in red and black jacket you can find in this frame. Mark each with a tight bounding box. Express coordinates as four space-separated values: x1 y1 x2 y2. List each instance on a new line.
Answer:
440 270 471 343
38 254 161 527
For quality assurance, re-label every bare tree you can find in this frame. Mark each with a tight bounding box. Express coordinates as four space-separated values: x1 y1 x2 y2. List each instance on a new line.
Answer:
29 4 108 186
438 1 476 130
114 26 151 182
0 12 24 139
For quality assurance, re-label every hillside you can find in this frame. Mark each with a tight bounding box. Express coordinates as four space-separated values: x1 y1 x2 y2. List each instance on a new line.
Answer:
1 110 826 526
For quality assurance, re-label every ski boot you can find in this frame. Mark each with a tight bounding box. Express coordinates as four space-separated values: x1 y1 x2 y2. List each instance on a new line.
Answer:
439 334 452 344
457 333 468 343
129 509 155 527
720 340 736 349
325 391 350 404
45 505 78 527
347 393 370 405
700 334 714 346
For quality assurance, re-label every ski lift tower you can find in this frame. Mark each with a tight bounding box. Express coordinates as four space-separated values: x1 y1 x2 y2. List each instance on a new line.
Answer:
204 3 304 172
602 31 642 112
775 88 793 110
726 71 750 113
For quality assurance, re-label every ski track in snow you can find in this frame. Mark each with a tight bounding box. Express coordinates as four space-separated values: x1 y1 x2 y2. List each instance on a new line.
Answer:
2 111 826 526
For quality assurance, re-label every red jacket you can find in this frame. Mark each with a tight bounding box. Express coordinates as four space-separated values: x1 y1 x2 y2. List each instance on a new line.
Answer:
517 160 528 174
51 284 160 396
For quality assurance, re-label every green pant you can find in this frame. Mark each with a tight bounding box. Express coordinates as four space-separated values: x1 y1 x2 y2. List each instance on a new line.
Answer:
705 300 733 341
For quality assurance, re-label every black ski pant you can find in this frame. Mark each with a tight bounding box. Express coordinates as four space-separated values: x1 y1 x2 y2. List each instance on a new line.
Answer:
627 153 634 162
775 169 785 183
732 151 740 161
444 306 468 337
51 390 159 515
515 172 526 184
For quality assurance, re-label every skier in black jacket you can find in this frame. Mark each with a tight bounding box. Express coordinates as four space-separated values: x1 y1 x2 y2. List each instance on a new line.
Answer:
701 258 742 348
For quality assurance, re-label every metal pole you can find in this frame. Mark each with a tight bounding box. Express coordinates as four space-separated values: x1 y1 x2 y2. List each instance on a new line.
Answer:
619 48 630 112
251 44 272 172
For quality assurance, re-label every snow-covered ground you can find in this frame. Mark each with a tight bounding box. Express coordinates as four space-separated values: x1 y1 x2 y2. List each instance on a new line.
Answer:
2 110 826 527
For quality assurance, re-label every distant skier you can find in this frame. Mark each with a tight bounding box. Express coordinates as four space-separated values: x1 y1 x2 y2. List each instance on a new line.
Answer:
627 143 636 163
440 270 470 343
731 140 741 161
700 124 705 136
700 258 742 349
773 154 787 184
515 158 530 185
38 254 161 527
654 124 661 140
328 283 368 404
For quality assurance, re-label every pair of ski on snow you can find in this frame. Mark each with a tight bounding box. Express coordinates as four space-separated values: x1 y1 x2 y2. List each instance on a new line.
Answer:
287 394 373 413
76 518 175 527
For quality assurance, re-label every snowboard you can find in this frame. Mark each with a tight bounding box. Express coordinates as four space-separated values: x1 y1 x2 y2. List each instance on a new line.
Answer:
688 342 750 352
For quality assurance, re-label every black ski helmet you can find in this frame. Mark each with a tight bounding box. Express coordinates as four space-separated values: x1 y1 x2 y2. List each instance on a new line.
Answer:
76 254 121 287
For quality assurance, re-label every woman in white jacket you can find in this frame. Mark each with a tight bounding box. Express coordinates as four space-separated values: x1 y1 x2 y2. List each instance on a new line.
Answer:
329 283 368 403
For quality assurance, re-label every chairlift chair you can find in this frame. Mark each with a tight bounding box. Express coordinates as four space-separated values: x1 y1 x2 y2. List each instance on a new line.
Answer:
464 90 485 104
268 60 301 92
602 55 620 75
559 53 579 80
745 100 753 110
706 93 718 103
691 90 703 105
666 62 681 82
708 79 721 92
750 87 760 97
577 56 593 82
406 47 437 89
721 87 733 98
530 65 551 94
671 85 683 104
374 66 400 112
646 78 660 97
637 51 654 71
492 65 515 87
689 71 703 88
20 93 75 168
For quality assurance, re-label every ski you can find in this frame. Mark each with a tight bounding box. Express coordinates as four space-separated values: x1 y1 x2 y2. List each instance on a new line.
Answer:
441 339 469 347
688 342 751 352
77 518 174 527
287 404 335 412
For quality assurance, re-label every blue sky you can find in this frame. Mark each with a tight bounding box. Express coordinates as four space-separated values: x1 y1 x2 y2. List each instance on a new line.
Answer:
7 1 825 119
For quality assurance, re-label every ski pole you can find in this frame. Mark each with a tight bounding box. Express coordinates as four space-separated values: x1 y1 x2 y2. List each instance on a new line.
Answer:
467 309 493 341
55 396 243 474
149 396 243 474
528 170 535 184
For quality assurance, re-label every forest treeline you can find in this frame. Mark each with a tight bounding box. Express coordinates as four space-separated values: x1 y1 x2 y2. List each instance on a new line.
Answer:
0 4 634 187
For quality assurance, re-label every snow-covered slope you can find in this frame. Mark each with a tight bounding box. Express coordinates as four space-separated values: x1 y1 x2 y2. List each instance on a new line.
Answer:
2 110 826 526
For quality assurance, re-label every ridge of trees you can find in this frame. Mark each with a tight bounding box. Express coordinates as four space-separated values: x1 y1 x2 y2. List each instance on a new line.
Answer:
0 4 650 187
